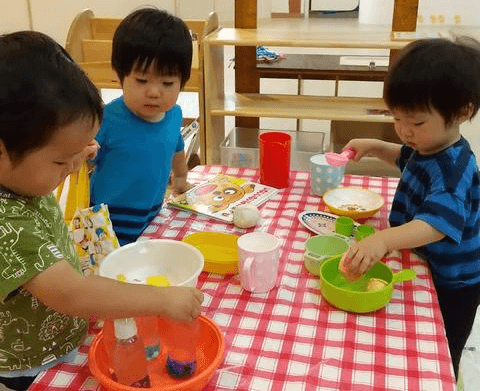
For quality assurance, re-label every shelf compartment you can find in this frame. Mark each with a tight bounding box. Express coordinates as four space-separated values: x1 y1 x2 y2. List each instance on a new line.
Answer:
209 93 393 122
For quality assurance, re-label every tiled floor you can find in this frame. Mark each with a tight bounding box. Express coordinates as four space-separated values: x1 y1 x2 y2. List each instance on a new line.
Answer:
103 15 480 391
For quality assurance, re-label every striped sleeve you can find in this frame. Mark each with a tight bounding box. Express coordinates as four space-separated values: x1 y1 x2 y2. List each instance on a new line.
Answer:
415 191 466 243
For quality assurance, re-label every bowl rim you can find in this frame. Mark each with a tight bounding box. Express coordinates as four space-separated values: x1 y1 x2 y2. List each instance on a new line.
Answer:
304 234 350 260
323 187 385 212
319 255 394 296
98 239 205 285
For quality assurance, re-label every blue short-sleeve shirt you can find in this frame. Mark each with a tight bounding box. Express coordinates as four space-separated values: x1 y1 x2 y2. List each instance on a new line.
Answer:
90 97 184 244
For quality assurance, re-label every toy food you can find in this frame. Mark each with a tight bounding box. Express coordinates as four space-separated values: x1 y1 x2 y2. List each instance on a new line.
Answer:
338 253 363 281
233 204 260 228
366 278 388 292
146 275 171 287
116 274 127 282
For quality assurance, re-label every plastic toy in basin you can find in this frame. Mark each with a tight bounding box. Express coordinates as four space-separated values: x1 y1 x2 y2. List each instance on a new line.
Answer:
319 255 416 313
182 232 239 275
88 315 225 391
99 239 204 287
323 187 384 220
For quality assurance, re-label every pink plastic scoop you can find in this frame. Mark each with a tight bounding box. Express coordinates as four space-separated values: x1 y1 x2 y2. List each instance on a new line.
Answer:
325 147 356 167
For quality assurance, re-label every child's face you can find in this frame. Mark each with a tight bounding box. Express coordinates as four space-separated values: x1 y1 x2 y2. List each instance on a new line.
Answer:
122 63 182 122
391 108 464 155
0 119 98 197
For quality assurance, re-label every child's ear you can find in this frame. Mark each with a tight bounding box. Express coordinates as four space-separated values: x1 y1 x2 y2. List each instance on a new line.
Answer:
458 103 475 123
0 140 7 160
0 140 12 168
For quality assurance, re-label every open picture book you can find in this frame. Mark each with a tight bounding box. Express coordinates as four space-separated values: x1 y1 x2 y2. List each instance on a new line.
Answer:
167 174 278 223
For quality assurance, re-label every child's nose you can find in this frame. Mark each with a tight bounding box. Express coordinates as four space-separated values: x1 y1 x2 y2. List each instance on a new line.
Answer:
397 123 412 138
147 84 162 97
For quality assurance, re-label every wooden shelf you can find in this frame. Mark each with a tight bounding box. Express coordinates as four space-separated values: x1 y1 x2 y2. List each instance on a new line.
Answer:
210 93 392 122
203 27 401 164
205 28 409 50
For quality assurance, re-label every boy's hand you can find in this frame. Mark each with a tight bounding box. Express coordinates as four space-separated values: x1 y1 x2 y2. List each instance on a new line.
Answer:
343 233 389 277
70 140 100 174
85 140 100 161
173 176 194 196
159 286 204 322
343 138 381 161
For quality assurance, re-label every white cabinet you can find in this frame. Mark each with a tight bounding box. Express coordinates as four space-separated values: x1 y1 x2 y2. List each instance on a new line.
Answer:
310 0 359 11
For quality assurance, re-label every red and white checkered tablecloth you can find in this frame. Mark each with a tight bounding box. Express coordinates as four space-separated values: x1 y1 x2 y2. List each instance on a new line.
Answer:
29 165 456 391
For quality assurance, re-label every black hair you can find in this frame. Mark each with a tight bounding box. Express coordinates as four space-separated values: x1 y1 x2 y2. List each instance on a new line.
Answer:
112 8 193 87
384 37 480 126
0 31 103 164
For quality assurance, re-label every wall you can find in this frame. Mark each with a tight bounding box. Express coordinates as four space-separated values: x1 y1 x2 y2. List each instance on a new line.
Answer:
3 0 480 47
0 1 30 32
0 1 279 46
30 0 175 45
359 0 480 26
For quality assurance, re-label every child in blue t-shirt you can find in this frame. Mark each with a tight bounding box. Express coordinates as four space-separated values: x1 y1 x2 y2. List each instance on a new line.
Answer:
90 8 193 245
342 36 480 379
0 31 203 391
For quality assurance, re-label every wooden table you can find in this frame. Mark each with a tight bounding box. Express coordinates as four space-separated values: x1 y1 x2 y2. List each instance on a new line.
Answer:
29 166 456 391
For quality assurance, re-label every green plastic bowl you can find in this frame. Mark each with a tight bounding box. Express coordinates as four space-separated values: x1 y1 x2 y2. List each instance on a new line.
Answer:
303 234 350 275
319 255 416 313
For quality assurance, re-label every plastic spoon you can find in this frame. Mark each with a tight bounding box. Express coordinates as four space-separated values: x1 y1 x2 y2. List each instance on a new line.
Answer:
325 147 356 167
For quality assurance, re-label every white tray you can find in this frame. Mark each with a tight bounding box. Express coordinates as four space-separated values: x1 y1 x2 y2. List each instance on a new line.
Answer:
298 211 360 239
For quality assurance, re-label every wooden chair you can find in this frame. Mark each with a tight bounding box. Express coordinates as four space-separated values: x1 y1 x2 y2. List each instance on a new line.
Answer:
65 9 219 163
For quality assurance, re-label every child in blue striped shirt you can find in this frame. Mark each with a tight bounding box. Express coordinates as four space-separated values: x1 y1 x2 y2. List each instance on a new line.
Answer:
343 36 480 380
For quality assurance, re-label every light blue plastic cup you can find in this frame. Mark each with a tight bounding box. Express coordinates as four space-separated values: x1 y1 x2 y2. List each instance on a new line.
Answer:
310 154 345 196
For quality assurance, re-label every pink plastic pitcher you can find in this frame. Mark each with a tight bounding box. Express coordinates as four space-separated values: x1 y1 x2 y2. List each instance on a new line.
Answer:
237 232 281 293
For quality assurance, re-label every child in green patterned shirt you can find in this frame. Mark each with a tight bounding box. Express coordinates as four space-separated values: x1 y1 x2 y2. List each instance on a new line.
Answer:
0 31 203 391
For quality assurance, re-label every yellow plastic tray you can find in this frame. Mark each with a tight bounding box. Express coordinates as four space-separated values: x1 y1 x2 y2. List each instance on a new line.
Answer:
182 232 239 275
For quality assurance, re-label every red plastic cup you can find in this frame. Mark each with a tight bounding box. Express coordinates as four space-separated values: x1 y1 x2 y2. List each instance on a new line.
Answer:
259 132 291 188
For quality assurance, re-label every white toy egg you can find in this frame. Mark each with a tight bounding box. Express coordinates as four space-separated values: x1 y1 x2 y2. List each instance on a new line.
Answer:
233 204 260 229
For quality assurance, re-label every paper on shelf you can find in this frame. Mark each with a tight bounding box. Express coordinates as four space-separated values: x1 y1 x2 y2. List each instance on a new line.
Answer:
339 56 389 67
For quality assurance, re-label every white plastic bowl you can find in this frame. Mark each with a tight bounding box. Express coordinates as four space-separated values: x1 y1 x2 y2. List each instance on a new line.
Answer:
323 187 384 219
99 239 204 287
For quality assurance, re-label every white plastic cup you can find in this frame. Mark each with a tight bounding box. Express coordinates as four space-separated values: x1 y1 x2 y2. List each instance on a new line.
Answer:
237 232 281 293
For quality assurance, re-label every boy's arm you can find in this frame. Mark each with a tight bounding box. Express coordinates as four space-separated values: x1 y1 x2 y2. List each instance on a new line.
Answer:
346 219 446 276
171 150 192 195
377 219 446 251
23 260 203 322
344 139 401 167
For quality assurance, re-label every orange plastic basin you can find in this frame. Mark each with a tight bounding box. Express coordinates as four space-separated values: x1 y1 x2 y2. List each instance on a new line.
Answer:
88 315 225 391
